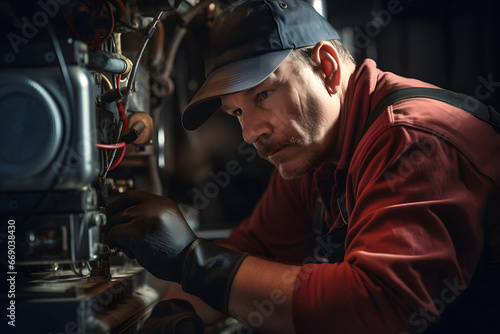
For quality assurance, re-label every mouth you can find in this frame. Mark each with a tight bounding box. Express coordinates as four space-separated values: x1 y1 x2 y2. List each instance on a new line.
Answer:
255 137 296 160
267 146 286 159
258 144 291 162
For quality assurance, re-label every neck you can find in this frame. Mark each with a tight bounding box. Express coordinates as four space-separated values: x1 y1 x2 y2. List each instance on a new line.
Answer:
329 61 356 164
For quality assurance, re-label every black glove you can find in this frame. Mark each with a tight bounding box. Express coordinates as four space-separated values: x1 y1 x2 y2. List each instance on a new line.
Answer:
105 190 248 313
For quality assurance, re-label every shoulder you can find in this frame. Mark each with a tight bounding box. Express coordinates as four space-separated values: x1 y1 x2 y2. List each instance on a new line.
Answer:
354 97 500 187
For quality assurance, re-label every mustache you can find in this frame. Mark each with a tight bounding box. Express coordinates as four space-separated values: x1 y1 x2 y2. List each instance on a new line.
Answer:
254 136 297 158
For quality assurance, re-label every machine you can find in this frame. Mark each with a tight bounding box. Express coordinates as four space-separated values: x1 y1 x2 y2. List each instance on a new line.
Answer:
0 0 245 332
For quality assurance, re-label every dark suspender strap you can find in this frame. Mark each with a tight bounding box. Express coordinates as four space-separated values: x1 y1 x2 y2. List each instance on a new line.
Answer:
314 192 349 263
316 87 499 330
313 197 325 238
336 191 349 225
316 87 498 264
362 87 500 137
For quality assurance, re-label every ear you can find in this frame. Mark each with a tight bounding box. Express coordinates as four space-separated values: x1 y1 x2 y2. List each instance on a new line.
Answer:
311 41 341 95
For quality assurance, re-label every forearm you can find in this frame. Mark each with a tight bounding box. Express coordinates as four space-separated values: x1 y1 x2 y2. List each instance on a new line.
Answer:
228 256 301 334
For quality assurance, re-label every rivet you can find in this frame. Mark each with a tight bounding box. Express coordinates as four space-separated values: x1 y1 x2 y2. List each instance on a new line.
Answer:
279 2 287 9
44 51 55 63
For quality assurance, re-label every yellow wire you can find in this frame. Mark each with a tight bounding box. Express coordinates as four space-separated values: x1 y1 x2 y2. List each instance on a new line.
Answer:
100 74 113 91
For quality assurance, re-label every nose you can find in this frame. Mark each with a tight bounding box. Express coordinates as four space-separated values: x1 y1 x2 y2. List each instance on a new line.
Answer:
240 107 272 144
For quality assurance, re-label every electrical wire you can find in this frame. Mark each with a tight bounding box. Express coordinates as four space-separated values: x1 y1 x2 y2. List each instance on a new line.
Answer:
109 145 126 170
122 11 164 114
90 0 115 48
49 31 76 109
106 38 124 171
116 73 128 130
117 101 128 130
100 73 113 90
70 262 90 276
96 142 126 149
103 121 123 178
86 261 93 273
110 34 120 88
69 0 115 49
151 0 213 98
102 11 164 174
105 73 128 172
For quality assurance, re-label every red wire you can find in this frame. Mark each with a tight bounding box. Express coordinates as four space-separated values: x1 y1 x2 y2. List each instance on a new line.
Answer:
117 102 128 130
109 146 126 170
108 73 128 170
90 0 115 48
116 74 128 130
96 142 126 149
96 142 127 170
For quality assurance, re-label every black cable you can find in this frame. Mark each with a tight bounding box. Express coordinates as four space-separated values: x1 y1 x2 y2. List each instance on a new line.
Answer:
48 24 76 111
102 11 163 176
122 11 164 114
109 34 120 88
102 121 123 179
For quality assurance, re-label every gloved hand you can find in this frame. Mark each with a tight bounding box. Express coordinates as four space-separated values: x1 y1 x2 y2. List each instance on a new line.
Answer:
105 190 197 282
105 190 248 313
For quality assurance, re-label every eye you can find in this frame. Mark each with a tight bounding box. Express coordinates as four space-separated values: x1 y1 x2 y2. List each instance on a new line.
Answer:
233 108 242 116
258 90 272 101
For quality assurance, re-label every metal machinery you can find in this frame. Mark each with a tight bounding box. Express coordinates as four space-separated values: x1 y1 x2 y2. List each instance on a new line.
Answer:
0 0 234 332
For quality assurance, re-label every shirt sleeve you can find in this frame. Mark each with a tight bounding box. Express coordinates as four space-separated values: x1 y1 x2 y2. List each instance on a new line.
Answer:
217 169 317 263
292 126 491 334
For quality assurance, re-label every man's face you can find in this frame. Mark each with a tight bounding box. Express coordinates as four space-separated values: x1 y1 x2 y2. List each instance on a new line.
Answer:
220 56 340 180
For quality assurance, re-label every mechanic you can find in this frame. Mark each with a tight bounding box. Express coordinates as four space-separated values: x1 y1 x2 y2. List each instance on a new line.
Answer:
105 0 500 333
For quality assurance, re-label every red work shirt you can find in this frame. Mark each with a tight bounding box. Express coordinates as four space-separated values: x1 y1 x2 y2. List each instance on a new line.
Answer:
220 59 500 333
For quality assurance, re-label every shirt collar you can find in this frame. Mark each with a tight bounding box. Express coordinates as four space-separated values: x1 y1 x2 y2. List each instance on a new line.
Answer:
313 59 382 185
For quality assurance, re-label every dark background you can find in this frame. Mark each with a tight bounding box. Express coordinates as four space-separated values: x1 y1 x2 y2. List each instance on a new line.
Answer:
329 0 499 108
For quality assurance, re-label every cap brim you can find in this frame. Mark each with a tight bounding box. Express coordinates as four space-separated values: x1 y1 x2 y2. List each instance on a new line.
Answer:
182 49 293 130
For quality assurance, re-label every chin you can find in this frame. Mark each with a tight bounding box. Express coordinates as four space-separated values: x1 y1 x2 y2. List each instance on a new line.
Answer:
275 158 315 180
266 146 321 180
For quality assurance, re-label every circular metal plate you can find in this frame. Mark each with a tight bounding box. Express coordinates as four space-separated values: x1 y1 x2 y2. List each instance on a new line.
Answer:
0 78 63 178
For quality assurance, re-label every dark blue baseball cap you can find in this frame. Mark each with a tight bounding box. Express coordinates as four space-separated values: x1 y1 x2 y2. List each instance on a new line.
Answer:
182 0 340 130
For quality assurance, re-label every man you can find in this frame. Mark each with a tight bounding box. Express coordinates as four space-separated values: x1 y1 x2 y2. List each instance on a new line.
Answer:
106 0 500 333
